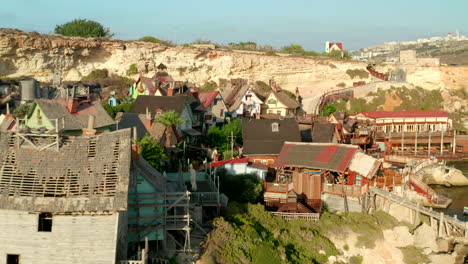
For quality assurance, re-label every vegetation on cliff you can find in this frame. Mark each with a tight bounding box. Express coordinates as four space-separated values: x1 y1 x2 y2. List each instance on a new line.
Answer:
200 203 402 264
54 19 113 38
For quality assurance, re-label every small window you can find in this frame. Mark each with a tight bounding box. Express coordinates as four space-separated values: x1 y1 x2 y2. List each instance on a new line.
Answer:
220 109 224 117
38 212 52 232
213 99 218 106
7 254 20 264
268 110 274 114
276 110 281 115
268 99 277 105
271 122 279 132
355 175 362 186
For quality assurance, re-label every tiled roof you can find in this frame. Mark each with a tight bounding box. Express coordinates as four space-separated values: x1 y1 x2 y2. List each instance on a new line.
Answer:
359 110 449 119
329 42 343 50
274 142 358 172
242 118 301 156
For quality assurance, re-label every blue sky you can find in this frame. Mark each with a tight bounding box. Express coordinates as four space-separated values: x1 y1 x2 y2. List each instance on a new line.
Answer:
1 0 467 51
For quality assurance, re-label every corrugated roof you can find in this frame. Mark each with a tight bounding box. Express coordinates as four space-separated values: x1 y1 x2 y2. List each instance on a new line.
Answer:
348 152 381 179
242 118 301 156
274 142 358 172
360 110 449 119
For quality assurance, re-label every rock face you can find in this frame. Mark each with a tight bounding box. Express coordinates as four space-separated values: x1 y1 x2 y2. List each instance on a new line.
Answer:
0 29 466 96
413 223 438 253
420 165 468 186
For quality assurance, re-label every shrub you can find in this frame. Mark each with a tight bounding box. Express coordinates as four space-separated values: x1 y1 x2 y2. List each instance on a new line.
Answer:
265 50 278 56
326 50 352 59
323 105 337 116
346 69 369 79
138 135 167 170
138 36 162 43
13 103 31 118
281 44 318 56
81 69 109 80
127 64 138 75
54 19 113 38
336 82 346 88
103 101 134 119
198 80 218 92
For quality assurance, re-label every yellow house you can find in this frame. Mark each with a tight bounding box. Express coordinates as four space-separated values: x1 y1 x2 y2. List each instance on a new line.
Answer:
263 90 300 117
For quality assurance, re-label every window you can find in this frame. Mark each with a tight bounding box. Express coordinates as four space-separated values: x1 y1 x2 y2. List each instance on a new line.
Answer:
220 109 224 117
276 110 281 115
268 110 274 114
271 122 279 132
268 99 277 105
7 254 20 264
213 99 218 106
355 175 362 186
38 212 52 232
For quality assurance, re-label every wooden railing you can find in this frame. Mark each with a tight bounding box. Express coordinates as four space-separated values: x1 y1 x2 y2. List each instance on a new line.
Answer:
376 131 455 139
322 183 363 197
270 212 320 221
264 182 293 193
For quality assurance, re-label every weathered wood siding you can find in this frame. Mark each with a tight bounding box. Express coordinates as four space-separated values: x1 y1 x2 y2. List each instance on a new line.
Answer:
0 210 120 264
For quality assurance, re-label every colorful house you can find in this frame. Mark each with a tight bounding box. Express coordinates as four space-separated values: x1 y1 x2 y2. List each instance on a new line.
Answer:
262 89 300 117
193 91 228 126
222 79 263 117
25 97 114 135
324 41 343 53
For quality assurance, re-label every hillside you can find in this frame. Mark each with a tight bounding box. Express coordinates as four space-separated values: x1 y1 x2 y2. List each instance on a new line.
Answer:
0 29 466 95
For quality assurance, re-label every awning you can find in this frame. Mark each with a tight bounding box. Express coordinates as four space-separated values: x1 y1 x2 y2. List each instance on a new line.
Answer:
182 128 202 136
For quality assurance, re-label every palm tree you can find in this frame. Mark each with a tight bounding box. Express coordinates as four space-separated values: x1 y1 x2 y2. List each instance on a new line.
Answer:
155 110 185 147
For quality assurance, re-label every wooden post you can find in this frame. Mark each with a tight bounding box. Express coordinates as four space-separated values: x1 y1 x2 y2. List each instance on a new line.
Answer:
452 130 456 154
438 212 444 237
428 130 432 157
440 128 444 156
401 124 405 153
414 128 418 156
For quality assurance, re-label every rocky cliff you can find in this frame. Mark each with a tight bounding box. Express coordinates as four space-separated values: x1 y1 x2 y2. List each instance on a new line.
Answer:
1 29 466 99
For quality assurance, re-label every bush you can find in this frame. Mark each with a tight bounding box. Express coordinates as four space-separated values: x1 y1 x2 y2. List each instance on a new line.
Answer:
13 103 31 118
198 80 218 92
139 135 167 170
346 69 369 79
219 174 263 203
336 82 346 88
82 69 109 80
138 36 175 46
265 50 278 56
399 246 429 264
54 19 113 38
323 105 337 116
127 64 138 75
281 44 318 56
326 50 352 59
103 101 134 119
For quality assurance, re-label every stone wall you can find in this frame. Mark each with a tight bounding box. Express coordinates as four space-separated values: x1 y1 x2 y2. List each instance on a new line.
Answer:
0 210 121 264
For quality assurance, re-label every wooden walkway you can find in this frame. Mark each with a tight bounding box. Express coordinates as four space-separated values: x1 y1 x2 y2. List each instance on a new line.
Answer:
369 187 467 238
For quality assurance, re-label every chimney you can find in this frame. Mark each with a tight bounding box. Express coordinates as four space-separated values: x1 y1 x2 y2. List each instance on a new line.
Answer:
82 115 97 136
144 107 153 129
167 88 175 96
131 126 140 162
66 98 79 113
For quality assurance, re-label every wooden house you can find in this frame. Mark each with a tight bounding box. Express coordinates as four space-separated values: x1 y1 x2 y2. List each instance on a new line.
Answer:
264 142 381 213
0 128 192 263
222 79 263 117
262 89 300 117
242 118 301 166
193 91 228 127
25 97 114 136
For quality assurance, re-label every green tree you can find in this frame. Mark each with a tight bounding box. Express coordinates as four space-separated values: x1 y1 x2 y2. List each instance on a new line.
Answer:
156 110 185 147
139 135 167 170
218 173 263 203
55 19 113 38
13 103 31 118
322 105 337 116
281 44 306 54
206 119 242 157
103 100 134 119
138 36 163 43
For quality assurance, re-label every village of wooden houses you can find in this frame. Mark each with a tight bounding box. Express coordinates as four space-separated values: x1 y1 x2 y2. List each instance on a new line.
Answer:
0 63 467 264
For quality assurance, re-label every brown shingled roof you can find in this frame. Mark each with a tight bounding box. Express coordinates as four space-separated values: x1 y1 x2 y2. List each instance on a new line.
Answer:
131 95 187 115
242 118 301 156
272 90 300 109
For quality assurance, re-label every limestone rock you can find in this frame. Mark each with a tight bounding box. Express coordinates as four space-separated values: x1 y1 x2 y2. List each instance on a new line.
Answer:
436 238 454 253
414 223 438 253
429 254 456 264
383 226 414 247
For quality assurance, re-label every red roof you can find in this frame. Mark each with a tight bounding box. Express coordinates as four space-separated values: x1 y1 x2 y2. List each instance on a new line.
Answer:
274 142 357 172
193 91 220 109
359 110 449 119
329 42 343 50
207 158 249 168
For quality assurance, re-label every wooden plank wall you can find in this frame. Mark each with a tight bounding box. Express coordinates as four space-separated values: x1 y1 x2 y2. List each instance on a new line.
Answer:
0 210 119 264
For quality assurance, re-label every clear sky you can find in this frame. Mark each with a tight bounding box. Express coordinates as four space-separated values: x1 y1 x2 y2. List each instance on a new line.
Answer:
1 0 467 51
